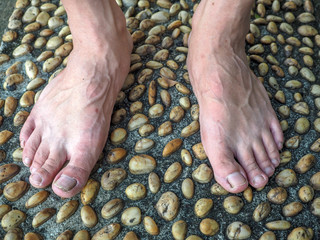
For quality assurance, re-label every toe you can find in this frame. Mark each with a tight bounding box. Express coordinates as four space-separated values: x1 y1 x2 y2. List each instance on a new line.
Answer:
252 140 275 177
22 130 41 167
262 130 280 167
237 147 268 189
19 116 35 148
270 118 284 150
52 153 96 198
30 143 50 173
208 146 248 193
29 148 67 188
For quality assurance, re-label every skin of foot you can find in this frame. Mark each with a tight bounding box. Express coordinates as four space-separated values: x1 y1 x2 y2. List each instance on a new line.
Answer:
187 0 284 193
19 0 133 198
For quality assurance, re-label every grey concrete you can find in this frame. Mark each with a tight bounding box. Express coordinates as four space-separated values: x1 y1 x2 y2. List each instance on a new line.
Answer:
0 0 16 35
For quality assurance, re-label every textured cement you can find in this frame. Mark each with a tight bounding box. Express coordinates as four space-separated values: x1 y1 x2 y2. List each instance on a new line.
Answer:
0 0 320 239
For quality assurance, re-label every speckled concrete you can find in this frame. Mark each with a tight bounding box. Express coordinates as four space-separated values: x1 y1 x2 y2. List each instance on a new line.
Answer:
0 0 320 239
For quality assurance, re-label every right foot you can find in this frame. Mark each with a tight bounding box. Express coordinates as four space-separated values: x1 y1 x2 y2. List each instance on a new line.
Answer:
20 0 133 198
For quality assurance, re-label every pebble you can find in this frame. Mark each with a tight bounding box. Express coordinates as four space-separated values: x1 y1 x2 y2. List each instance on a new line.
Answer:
300 67 315 82
73 230 90 240
101 168 127 190
123 231 139 240
92 223 121 240
282 202 303 217
295 154 315 174
36 11 50 26
181 121 200 138
287 227 314 240
107 148 127 164
160 90 171 107
128 113 149 131
211 183 229 196
48 16 63 29
267 187 287 204
0 164 20 184
81 205 97 228
13 44 32 58
259 231 276 240
275 169 297 187
101 198 124 219
156 191 179 221
81 179 100 205
2 30 18 42
192 164 213 183
192 143 207 160
24 232 43 240
163 138 183 157
125 183 146 200
310 172 320 190
148 172 160 194
195 198 213 218
20 91 35 107
253 202 271 222
32 208 56 228
149 103 164 118
129 154 156 174
25 190 49 209
158 121 173 136
14 110 29 126
56 200 79 223
181 178 194 199
27 78 46 90
56 230 73 240
4 96 18 118
110 128 127 145
299 185 314 203
311 197 320 217
298 25 318 36
266 220 291 230
143 216 159 235
0 130 13 146
164 162 182 183
1 210 26 231
3 181 29 201
223 196 244 215
0 205 11 220
121 207 141 226
226 222 251 240
43 56 62 72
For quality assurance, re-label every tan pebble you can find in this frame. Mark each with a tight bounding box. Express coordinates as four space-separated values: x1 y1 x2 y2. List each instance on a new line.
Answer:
160 67 176 80
297 12 315 23
267 187 287 204
170 106 185 123
154 49 169 61
24 22 41 32
311 138 320 152
156 191 179 221
43 56 62 72
56 230 73 240
5 74 24 90
266 220 290 230
125 183 146 200
0 163 20 183
185 235 202 240
148 172 160 194
20 91 35 107
210 183 228 196
285 135 301 149
199 218 219 236
164 162 182 183
176 83 190 95
15 0 29 8
6 61 22 76
294 117 310 134
24 60 38 80
253 202 271 222
111 108 126 125
147 80 156 106
311 197 320 217
54 42 73 57
0 150 5 162
148 104 164 118
310 172 320 190
144 216 159 235
2 30 18 42
0 131 14 146
285 80 302 89
101 198 124 219
0 54 10 65
24 232 43 240
101 168 127 190
123 231 139 240
135 138 154 153
40 28 54 37
37 51 53 61
181 120 200 138
32 208 56 228
172 220 187 240
299 185 314 203
138 124 154 137
4 97 18 118
160 90 171 108
3 181 28 201
181 178 194 199
163 138 183 157
298 25 318 36
80 205 97 228
12 148 22 162
128 85 146 101
275 169 297 187
190 104 199 121
192 143 207 160
227 221 251 239
137 68 153 84
26 78 45 91
5 228 23 240
1 210 26 231
287 227 313 240
48 16 64 29
36 11 50 26
73 230 90 240
129 154 156 174
181 149 192 166
13 110 29 127
107 148 126 164
25 190 49 209
22 6 39 23
151 11 170 23
192 164 213 183
34 36 48 48
223 196 244 215
81 179 99 205
110 128 127 145
179 97 191 110
92 223 121 240
300 67 315 82
274 90 285 103
8 20 22 31
282 201 303 217
121 207 141 226
295 154 315 174
0 205 11 220
158 121 173 136
243 186 253 202
259 231 276 240
279 105 290 118
56 200 79 223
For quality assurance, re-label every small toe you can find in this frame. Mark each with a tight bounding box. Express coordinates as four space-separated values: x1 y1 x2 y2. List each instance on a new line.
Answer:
252 139 275 177
22 130 41 167
237 147 268 189
19 116 35 148
262 130 280 167
52 154 95 198
29 149 67 188
30 143 50 173
208 146 248 193
270 118 284 150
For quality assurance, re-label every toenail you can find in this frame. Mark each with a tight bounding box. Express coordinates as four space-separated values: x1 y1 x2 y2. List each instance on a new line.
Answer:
271 158 279 166
20 140 25 148
226 172 247 189
278 142 283 149
265 166 274 176
23 158 31 166
54 174 77 192
31 173 42 185
30 167 36 174
253 175 266 186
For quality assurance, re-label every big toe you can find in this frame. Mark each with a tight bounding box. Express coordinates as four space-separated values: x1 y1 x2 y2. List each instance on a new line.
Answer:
209 147 248 193
52 154 95 198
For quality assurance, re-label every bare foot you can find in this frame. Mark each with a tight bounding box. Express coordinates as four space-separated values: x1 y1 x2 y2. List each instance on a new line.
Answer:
187 0 284 193
20 0 132 198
